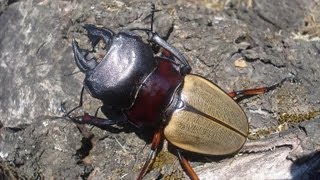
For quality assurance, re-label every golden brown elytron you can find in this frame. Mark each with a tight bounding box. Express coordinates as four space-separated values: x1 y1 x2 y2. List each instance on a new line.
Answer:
165 75 248 155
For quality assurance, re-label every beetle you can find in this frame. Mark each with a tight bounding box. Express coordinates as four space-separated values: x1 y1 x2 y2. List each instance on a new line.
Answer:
64 5 287 180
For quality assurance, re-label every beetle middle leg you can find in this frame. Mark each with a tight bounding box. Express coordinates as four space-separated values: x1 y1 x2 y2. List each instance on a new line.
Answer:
137 129 162 180
176 148 199 180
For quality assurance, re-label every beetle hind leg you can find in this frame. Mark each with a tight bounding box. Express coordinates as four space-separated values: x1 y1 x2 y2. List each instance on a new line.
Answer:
227 77 296 99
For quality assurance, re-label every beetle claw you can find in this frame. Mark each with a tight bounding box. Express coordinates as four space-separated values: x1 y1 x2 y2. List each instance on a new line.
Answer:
59 101 67 114
72 39 97 72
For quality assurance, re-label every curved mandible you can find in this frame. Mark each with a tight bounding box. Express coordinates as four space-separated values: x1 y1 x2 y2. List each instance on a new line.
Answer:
82 24 115 48
72 25 115 73
72 39 98 72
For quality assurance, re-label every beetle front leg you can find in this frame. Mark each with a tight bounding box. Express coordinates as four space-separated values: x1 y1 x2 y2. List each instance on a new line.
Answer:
61 86 85 117
74 112 122 127
176 149 199 180
137 129 162 180
149 33 191 75
61 90 125 128
133 4 191 74
62 108 124 128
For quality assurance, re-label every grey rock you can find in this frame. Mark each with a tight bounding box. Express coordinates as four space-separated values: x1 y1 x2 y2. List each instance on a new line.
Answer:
0 0 319 179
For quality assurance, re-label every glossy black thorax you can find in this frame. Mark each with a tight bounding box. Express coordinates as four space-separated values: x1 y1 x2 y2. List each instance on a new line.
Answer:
84 32 157 109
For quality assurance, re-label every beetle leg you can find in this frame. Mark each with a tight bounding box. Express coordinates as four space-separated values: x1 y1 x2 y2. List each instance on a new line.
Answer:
147 4 190 74
149 32 191 74
129 4 191 74
73 112 120 127
62 86 85 117
61 88 124 127
227 77 294 98
176 149 199 180
227 86 270 98
137 129 162 180
64 109 123 128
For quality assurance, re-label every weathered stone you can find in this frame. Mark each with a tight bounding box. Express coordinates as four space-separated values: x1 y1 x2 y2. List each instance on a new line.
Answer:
0 0 319 179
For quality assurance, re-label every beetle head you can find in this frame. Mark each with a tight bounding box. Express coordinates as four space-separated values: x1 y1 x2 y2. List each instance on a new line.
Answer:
72 25 157 109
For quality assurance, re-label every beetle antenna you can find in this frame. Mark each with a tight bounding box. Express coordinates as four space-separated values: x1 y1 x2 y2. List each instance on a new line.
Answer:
129 4 160 34
150 3 155 33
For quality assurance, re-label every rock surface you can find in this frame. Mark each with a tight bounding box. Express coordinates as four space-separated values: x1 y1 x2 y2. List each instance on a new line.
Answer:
0 0 319 179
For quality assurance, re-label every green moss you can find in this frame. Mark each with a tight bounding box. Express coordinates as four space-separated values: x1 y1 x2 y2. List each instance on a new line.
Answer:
248 126 280 140
163 169 185 180
249 110 320 140
152 151 176 169
151 151 184 179
278 111 320 124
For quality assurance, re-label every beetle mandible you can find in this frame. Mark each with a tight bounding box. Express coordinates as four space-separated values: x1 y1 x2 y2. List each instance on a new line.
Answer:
64 5 287 180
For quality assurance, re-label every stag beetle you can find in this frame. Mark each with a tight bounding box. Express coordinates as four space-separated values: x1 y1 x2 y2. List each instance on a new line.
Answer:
64 5 288 180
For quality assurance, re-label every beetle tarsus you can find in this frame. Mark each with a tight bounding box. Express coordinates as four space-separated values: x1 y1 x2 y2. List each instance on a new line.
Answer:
60 86 124 127
61 86 85 118
60 104 84 125
62 107 121 128
265 76 296 92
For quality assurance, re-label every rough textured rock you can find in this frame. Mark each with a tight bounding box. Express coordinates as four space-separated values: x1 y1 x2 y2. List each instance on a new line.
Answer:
0 0 319 179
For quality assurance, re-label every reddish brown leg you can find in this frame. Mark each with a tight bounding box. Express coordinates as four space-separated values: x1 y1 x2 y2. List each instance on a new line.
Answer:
137 129 162 180
227 77 292 98
227 87 269 98
176 149 199 180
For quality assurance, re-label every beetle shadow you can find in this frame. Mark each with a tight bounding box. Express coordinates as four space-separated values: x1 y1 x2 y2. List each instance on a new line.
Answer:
60 105 158 145
166 143 240 164
95 121 237 162
92 121 158 144
233 94 257 103
290 151 320 179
